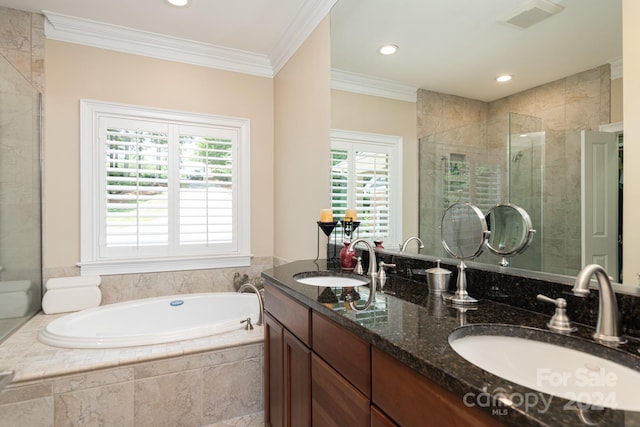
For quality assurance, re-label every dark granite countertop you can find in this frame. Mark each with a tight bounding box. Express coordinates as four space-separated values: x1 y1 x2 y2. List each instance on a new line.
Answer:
262 259 640 427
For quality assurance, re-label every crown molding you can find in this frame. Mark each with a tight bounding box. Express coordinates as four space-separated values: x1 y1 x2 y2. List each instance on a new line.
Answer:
43 11 273 77
43 1 334 78
270 0 337 74
331 69 417 103
608 57 622 80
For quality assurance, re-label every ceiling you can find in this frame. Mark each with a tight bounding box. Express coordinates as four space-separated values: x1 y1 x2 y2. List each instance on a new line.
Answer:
0 0 622 102
331 0 622 101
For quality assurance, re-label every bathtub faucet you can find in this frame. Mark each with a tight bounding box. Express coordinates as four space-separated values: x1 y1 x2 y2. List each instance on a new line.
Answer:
237 282 264 326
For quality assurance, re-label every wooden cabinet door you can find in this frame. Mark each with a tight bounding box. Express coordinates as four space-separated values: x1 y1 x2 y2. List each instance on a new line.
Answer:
284 329 311 426
265 313 284 427
371 406 397 427
311 353 370 427
265 312 311 427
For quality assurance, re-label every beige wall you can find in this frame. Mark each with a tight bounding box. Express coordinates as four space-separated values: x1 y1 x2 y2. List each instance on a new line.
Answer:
623 0 639 285
273 17 332 262
44 41 274 270
331 90 418 239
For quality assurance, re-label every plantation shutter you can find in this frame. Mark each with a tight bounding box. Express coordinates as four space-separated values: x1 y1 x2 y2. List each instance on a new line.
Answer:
330 140 394 242
99 117 236 259
177 125 235 248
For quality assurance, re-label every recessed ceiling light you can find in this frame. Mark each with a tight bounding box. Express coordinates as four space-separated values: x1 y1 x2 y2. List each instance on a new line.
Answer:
378 44 399 55
496 74 513 83
166 0 189 6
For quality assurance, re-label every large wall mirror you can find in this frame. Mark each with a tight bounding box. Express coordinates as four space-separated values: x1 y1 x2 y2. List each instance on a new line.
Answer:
330 1 629 290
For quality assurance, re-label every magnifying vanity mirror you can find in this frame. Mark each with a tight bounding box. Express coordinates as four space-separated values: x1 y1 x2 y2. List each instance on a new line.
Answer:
485 203 536 267
440 203 489 306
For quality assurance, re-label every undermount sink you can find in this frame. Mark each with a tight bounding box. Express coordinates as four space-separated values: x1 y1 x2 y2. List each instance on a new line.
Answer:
448 324 640 412
293 271 369 288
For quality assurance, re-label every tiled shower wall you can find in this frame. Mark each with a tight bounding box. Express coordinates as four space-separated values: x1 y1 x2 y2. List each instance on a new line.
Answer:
417 65 611 277
0 7 44 92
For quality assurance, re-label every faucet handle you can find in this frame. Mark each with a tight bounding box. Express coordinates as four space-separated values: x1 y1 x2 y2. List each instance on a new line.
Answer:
354 257 364 275
240 317 254 330
378 261 396 278
536 294 577 334
377 261 396 291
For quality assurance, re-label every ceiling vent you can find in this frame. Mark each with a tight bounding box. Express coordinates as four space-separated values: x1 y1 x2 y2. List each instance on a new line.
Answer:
502 0 564 29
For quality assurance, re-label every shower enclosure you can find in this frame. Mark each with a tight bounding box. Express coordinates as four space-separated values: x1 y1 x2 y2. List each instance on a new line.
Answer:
0 54 42 342
419 112 543 270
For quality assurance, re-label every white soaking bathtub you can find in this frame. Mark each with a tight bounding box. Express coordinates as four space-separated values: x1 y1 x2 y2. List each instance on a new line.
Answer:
38 292 261 349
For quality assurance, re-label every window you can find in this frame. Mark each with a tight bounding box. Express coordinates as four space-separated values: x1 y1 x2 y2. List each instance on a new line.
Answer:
80 100 250 275
330 129 402 246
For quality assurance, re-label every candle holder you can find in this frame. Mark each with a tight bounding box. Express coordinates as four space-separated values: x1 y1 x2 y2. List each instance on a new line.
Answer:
341 220 360 242
315 221 339 262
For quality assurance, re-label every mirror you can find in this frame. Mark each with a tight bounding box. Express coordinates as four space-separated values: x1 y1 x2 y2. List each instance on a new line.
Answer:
440 203 489 305
441 203 488 261
485 203 535 266
330 0 628 289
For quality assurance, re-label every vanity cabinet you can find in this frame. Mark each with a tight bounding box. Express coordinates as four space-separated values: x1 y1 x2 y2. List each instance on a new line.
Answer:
263 281 502 427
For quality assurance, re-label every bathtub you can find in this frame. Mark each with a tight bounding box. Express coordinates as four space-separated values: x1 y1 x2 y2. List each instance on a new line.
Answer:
38 292 261 349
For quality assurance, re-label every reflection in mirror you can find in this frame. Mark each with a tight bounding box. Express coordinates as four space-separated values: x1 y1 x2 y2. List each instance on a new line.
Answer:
485 203 535 267
330 1 628 289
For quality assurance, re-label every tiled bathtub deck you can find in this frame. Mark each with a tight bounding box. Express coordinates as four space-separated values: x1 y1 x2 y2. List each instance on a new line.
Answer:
0 313 265 426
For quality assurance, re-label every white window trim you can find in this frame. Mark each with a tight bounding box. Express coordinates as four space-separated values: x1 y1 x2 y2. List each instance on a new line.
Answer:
330 129 403 247
79 99 251 275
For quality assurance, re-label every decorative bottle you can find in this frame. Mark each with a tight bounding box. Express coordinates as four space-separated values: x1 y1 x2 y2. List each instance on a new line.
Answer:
340 242 356 270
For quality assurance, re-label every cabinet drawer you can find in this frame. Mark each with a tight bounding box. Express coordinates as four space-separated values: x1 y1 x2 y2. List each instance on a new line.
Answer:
311 353 369 427
312 311 371 397
372 348 502 427
264 282 311 346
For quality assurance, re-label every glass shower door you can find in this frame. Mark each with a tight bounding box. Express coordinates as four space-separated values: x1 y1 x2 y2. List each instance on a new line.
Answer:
0 55 42 341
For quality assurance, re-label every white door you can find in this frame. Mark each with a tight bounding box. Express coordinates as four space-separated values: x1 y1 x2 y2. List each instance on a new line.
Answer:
581 130 618 278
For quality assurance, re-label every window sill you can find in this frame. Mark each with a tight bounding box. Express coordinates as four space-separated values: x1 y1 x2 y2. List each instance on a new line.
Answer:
78 255 252 276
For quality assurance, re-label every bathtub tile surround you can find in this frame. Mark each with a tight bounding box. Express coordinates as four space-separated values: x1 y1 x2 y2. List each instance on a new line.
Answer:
204 412 264 427
44 256 273 305
0 313 264 426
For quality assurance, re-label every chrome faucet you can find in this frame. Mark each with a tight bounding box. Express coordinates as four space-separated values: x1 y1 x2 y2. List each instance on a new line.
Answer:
347 238 378 277
237 282 264 326
347 239 379 311
572 264 626 345
400 236 424 252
